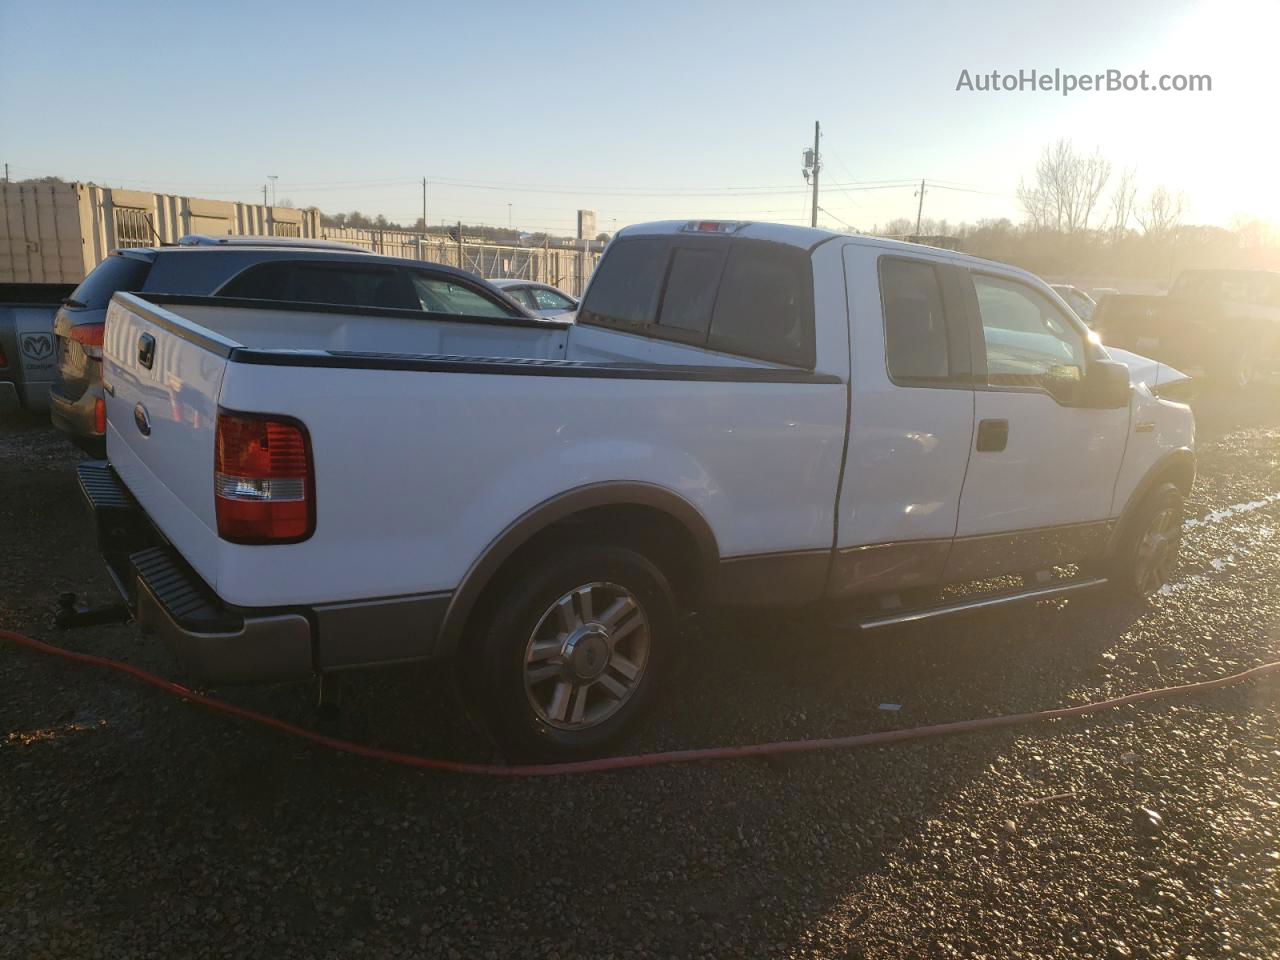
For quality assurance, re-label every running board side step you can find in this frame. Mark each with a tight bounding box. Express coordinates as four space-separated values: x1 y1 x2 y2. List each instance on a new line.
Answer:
855 577 1109 630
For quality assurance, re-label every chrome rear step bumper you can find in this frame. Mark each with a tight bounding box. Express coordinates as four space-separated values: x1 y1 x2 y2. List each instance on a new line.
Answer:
77 461 314 684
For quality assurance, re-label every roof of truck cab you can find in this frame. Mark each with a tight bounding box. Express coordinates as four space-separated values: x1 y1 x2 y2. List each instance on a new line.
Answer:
615 220 1041 283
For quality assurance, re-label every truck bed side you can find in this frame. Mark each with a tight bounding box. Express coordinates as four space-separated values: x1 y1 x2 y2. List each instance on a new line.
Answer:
102 293 849 618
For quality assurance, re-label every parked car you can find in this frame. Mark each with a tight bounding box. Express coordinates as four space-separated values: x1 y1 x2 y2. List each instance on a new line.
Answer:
488 278 579 318
1049 283 1098 325
81 219 1194 760
0 282 76 413
50 240 531 455
1093 269 1280 388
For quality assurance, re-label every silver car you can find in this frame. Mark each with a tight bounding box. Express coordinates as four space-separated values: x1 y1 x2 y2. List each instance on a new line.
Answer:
51 240 530 456
488 279 579 319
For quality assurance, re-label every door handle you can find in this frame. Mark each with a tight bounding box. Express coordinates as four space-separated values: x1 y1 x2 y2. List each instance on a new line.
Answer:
976 418 1008 452
138 333 155 370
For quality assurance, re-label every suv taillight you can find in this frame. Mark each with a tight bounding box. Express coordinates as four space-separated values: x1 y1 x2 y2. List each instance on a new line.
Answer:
69 322 106 359
214 411 314 544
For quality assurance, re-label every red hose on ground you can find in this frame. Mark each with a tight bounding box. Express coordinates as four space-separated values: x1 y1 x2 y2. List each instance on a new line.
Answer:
4 627 1279 777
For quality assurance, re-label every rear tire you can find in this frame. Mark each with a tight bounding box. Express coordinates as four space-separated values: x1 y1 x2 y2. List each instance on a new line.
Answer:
461 544 677 762
1108 483 1185 597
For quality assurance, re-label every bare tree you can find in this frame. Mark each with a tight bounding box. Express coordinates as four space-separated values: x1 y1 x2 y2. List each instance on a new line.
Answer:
1016 177 1053 231
1136 187 1185 237
1074 149 1111 231
1017 139 1112 232
1107 168 1138 243
876 217 915 236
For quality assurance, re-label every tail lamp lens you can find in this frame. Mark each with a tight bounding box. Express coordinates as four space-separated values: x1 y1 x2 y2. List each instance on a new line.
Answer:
94 396 106 434
214 412 314 543
70 322 106 360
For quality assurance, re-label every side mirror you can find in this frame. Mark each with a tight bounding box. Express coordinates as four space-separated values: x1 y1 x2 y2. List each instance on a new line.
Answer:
1082 359 1131 408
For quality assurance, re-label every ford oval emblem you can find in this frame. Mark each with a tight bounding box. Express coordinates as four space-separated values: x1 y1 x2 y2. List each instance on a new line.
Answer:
133 402 151 437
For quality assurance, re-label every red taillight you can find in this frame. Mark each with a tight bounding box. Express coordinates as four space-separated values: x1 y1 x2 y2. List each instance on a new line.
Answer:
94 396 106 434
214 411 314 544
70 323 106 360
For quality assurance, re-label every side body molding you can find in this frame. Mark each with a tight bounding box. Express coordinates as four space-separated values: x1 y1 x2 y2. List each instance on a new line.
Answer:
435 481 720 656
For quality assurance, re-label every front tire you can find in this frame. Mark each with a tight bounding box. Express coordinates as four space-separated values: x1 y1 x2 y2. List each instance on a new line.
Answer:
462 545 677 761
1109 483 1185 597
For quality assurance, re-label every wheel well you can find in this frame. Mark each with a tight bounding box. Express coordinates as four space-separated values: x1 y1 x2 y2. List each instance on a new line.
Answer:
1107 452 1195 559
488 504 706 606
445 502 713 656
1157 456 1195 498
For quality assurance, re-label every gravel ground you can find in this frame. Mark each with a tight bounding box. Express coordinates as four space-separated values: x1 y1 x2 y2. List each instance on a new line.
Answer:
2 384 1278 960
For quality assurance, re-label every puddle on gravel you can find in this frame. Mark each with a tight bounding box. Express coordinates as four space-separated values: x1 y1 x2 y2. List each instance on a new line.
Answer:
1184 493 1280 530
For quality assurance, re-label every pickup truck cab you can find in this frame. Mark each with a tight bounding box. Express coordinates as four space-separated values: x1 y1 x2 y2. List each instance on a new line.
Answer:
1094 269 1280 388
84 220 1195 759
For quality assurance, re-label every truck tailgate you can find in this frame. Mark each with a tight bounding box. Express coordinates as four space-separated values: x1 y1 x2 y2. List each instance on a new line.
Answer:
101 293 234 587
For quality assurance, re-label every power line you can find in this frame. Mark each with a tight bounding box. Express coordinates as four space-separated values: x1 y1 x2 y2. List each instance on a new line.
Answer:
829 152 867 212
816 205 855 231
5 163 928 200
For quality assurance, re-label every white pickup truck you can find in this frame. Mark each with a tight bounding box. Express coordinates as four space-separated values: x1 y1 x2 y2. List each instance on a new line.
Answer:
82 221 1194 759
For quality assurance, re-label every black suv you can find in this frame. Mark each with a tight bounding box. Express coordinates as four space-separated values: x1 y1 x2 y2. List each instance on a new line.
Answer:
51 239 529 455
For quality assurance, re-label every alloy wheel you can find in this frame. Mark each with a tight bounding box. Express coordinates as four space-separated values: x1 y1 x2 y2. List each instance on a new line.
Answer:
1134 505 1181 594
523 581 650 730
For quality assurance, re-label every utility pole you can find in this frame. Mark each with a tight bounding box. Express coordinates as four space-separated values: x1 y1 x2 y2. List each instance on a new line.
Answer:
456 220 464 270
801 122 821 228
268 175 278 207
810 121 820 228
263 184 268 206
914 179 927 236
508 202 512 229
427 179 437 261
3 163 8 185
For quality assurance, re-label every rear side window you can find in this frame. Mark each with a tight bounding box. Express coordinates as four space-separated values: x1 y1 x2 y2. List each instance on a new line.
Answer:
409 273 516 317
580 237 815 367
219 261 417 310
578 240 668 328
708 243 814 367
879 258 951 382
69 254 153 308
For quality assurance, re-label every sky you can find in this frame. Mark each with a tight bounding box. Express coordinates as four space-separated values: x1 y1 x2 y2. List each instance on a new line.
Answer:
1 0 1275 236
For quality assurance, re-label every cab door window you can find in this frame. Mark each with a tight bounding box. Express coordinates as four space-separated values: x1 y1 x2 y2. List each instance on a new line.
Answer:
973 274 1086 403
